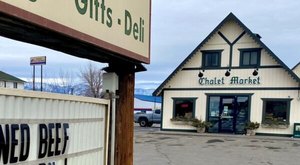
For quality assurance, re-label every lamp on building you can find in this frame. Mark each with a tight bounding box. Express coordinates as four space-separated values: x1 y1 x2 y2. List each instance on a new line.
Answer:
225 70 231 77
198 70 205 78
252 68 259 76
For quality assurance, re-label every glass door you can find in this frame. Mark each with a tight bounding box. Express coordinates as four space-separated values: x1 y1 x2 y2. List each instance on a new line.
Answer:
207 96 220 133
207 95 249 134
219 97 235 133
235 97 249 134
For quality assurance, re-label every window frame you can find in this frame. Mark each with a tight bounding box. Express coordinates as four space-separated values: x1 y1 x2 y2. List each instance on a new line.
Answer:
261 98 292 125
172 97 197 119
201 50 223 69
239 48 262 67
13 82 18 89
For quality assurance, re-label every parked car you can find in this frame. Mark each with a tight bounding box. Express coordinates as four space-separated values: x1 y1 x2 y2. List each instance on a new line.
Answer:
134 108 152 114
134 109 161 127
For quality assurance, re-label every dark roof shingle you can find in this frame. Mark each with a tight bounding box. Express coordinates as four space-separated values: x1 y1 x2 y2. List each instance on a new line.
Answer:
0 71 25 83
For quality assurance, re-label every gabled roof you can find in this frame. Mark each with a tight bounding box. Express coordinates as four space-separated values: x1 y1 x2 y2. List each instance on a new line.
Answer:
292 62 300 71
0 71 25 83
153 13 300 96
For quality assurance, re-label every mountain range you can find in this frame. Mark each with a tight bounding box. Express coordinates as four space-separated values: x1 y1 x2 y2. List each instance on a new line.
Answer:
24 83 155 96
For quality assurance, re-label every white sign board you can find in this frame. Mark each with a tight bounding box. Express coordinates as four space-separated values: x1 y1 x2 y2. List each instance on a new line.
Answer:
0 0 151 63
0 88 110 165
30 56 46 65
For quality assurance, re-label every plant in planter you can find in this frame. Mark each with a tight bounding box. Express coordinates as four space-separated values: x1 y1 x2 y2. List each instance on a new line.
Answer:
261 117 289 129
170 116 194 125
190 118 212 133
245 121 260 136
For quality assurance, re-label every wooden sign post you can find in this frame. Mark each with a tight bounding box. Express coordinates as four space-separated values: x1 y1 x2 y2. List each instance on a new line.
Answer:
107 63 134 165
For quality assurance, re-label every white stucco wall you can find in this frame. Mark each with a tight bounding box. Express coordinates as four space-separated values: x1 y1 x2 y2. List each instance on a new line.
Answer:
293 64 300 78
0 80 24 89
162 90 300 134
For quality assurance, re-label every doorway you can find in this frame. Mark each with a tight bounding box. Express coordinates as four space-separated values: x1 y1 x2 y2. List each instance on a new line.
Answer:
207 95 250 134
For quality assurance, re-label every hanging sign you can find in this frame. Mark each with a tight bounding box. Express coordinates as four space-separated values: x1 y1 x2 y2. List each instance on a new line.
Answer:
0 0 151 63
30 56 46 65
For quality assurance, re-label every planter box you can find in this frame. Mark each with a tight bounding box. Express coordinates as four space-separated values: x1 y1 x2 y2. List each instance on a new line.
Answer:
246 129 256 136
196 127 205 133
171 121 192 125
261 123 289 129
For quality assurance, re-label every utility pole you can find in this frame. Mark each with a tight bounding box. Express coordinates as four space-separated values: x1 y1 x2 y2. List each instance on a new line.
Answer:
105 62 145 165
114 63 135 165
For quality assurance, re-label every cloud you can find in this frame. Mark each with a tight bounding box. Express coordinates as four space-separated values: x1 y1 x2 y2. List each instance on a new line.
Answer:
144 0 300 85
1 0 300 90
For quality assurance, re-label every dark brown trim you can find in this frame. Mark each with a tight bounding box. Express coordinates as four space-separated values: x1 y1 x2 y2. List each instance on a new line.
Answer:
0 1 151 64
255 133 293 138
182 65 283 70
163 87 300 91
218 31 246 68
160 128 197 132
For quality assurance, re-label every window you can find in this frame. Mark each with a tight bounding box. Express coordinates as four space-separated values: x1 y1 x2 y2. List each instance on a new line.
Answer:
172 98 197 119
239 48 261 67
202 51 222 68
262 99 291 125
13 82 17 89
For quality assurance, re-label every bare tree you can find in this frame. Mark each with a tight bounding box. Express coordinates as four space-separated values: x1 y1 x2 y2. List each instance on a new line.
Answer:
57 69 76 94
47 69 77 95
80 63 103 98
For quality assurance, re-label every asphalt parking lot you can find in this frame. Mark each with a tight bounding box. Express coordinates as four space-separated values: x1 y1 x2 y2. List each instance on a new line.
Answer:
134 124 300 165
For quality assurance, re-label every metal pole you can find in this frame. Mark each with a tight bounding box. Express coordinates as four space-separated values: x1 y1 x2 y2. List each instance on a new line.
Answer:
41 65 43 91
109 92 116 165
33 65 35 91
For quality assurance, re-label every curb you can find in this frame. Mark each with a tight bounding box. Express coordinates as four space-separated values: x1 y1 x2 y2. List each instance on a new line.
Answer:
149 131 300 142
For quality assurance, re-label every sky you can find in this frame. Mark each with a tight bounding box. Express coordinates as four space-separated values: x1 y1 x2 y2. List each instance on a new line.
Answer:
0 0 300 90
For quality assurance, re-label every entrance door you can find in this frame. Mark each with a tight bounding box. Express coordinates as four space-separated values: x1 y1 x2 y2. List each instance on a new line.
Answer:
219 97 235 133
207 95 249 134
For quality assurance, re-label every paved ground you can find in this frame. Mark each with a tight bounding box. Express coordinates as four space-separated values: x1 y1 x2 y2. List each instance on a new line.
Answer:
134 124 300 165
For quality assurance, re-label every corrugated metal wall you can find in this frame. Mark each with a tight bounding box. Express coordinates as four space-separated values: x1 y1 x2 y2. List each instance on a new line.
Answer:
0 88 110 165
